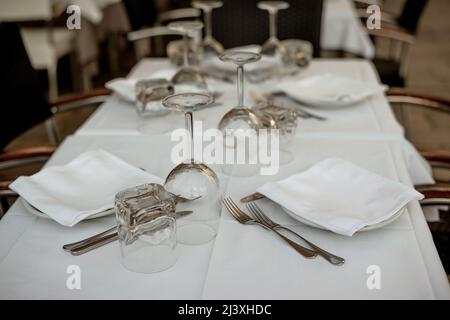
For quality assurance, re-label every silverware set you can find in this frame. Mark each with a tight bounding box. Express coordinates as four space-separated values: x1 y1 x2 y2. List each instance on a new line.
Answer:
249 91 327 121
223 197 345 265
63 210 193 255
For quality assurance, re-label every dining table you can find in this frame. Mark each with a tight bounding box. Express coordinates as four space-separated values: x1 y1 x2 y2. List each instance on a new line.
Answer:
0 57 449 299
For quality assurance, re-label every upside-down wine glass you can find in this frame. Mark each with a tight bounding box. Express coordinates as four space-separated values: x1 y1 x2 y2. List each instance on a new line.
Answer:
218 51 263 177
191 0 224 56
162 92 222 245
168 21 207 89
257 1 289 56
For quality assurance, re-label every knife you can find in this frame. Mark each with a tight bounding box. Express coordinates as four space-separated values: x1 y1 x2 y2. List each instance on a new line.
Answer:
63 210 193 255
240 192 266 203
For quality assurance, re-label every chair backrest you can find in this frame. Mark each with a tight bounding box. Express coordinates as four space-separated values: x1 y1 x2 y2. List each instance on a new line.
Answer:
0 23 51 151
397 0 428 34
0 0 53 22
211 0 323 56
122 0 158 30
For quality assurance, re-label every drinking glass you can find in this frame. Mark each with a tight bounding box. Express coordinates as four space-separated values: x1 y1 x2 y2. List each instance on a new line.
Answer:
135 78 184 133
257 1 289 56
280 39 313 67
218 51 263 177
253 100 298 165
168 21 207 89
162 92 222 245
191 0 224 56
115 183 178 273
167 39 202 67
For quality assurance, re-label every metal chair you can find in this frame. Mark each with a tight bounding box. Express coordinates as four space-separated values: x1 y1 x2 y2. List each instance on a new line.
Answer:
359 0 429 87
416 185 450 276
387 88 450 182
0 23 111 215
0 88 110 215
387 88 450 274
127 7 201 59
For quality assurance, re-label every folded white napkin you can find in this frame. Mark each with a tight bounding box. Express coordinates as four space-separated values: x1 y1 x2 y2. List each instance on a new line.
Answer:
10 150 163 227
275 73 387 108
256 158 423 236
106 69 216 104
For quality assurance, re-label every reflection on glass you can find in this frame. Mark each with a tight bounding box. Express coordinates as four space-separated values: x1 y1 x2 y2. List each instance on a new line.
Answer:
162 93 222 245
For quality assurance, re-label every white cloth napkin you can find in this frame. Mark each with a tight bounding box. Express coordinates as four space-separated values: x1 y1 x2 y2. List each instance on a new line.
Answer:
256 158 423 236
105 69 217 103
275 73 387 108
10 150 163 227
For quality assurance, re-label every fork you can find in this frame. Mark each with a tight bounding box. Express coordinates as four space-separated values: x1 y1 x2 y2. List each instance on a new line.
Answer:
223 197 317 259
246 202 345 266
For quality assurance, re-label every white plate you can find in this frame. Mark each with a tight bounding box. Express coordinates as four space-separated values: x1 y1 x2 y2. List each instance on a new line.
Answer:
275 73 387 108
21 198 114 220
281 205 406 232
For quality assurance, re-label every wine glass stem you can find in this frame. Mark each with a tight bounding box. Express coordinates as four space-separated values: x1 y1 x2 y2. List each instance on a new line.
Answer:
183 33 189 67
237 65 244 107
269 10 278 40
185 111 194 163
204 8 212 39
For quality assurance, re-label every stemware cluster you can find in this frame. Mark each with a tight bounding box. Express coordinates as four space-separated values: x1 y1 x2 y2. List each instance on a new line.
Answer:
125 1 304 265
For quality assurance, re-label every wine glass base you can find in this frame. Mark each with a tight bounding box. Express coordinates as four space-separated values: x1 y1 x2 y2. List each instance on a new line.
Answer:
177 223 217 245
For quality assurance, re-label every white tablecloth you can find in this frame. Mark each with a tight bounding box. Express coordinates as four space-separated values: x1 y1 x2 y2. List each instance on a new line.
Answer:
0 58 448 299
78 58 432 184
78 58 397 136
0 135 448 299
322 0 375 58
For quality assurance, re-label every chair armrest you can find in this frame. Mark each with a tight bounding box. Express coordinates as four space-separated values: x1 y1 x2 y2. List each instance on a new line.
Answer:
416 184 450 199
127 26 182 42
420 150 450 165
49 88 111 114
367 26 415 45
156 8 201 24
356 8 397 25
387 88 450 112
353 0 383 6
0 146 56 171
420 198 450 207
0 182 15 192
0 146 56 162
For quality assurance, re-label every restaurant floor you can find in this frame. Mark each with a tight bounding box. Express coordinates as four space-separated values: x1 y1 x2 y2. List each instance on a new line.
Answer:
5 0 450 155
